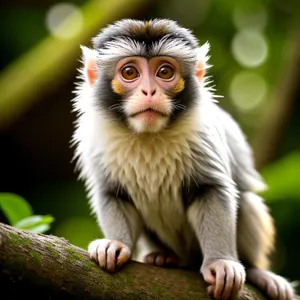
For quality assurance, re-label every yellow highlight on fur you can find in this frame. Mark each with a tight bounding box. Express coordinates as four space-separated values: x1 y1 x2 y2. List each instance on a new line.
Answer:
111 80 125 95
173 78 185 94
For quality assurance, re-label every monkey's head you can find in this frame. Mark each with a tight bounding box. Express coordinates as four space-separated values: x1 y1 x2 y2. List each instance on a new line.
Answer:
80 19 210 133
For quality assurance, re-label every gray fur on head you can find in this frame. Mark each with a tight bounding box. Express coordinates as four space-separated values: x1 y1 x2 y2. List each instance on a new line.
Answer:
91 19 201 77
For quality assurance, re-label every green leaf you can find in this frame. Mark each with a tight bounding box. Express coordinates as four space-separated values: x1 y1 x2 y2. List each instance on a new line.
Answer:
15 215 54 230
0 193 33 225
27 224 51 233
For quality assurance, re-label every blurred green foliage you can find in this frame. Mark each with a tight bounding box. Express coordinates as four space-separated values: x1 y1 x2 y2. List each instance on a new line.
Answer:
262 152 300 201
24 181 101 249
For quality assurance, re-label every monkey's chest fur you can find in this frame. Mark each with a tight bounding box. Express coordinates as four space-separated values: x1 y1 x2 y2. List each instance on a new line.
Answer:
101 129 199 258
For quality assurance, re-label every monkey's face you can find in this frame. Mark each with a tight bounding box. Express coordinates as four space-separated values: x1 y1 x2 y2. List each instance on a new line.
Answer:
111 56 183 133
79 19 210 133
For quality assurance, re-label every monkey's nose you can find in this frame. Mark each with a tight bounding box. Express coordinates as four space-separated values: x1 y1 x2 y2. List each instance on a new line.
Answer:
141 89 156 96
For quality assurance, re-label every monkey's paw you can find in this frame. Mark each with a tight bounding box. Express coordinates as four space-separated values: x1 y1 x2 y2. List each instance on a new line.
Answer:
88 239 131 273
247 268 295 300
201 259 246 300
143 251 179 268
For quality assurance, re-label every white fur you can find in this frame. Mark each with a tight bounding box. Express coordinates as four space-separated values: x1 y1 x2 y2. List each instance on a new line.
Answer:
97 38 145 63
196 42 210 65
127 114 169 133
73 82 204 260
151 36 198 65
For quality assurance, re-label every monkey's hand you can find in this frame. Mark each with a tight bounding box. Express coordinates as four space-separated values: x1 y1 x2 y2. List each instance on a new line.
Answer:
88 239 131 273
201 259 246 300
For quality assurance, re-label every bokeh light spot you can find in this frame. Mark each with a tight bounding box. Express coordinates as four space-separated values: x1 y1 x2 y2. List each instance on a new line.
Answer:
45 3 83 40
232 30 268 68
229 71 267 112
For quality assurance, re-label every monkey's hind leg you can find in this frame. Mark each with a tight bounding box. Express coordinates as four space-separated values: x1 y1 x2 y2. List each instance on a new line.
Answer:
132 231 179 268
238 191 295 300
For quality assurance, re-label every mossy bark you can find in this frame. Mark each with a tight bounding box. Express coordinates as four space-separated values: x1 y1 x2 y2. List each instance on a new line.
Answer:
0 222 260 299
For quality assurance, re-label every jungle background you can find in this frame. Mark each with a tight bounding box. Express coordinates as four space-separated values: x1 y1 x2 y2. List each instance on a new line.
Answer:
0 0 299 289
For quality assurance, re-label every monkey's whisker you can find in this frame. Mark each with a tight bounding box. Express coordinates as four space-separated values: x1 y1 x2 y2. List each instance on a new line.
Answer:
109 102 125 113
171 99 186 111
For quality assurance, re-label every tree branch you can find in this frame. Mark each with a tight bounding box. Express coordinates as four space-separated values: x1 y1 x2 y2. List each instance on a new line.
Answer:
0 222 260 299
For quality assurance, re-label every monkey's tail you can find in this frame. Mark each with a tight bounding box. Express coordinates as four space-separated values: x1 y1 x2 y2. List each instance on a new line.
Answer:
237 191 275 269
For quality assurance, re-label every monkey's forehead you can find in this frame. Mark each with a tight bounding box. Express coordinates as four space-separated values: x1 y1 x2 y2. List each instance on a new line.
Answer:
92 19 199 50
92 19 199 76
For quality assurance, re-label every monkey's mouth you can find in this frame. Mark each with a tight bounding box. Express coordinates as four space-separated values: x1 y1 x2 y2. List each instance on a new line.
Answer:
129 108 168 118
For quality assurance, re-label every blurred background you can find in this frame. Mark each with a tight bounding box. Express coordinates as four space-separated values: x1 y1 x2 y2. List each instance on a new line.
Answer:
0 0 299 285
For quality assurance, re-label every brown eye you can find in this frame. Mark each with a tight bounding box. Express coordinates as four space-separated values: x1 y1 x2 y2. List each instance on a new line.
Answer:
156 65 175 80
121 66 139 80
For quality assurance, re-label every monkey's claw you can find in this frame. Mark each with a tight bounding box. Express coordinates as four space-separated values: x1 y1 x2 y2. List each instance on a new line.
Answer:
201 259 246 300
88 239 131 273
143 251 179 268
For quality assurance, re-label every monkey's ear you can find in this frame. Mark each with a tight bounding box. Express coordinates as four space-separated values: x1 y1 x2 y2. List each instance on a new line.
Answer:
195 42 210 82
81 45 98 86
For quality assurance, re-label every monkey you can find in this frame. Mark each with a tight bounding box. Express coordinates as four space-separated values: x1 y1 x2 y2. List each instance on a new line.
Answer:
71 19 297 300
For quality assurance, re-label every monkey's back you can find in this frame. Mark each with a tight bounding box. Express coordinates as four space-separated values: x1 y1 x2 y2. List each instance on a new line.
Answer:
217 107 266 193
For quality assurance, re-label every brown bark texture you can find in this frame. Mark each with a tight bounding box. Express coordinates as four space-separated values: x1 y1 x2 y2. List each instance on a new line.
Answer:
0 222 261 300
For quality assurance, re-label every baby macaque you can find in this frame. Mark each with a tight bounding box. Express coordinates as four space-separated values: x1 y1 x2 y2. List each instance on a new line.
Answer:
72 19 296 300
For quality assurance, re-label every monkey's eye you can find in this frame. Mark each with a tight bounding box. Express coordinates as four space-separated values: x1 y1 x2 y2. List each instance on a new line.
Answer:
121 66 139 81
156 65 175 80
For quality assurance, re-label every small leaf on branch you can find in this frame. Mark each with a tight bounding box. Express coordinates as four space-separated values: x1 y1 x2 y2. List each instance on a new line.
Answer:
0 193 33 225
15 215 55 233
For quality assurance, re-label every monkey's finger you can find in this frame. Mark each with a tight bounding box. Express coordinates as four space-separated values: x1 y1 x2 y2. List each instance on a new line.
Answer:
155 253 166 266
165 254 179 267
285 281 294 300
266 278 279 300
106 243 118 272
231 269 243 297
88 240 99 262
144 253 155 265
230 268 243 297
207 285 215 297
97 241 110 270
278 277 289 300
214 266 226 299
201 268 216 285
116 245 131 267
88 239 109 266
221 266 234 300
285 280 295 300
279 277 293 300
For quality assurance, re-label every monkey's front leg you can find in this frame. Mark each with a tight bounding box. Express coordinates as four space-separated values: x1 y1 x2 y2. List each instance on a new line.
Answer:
88 194 142 273
187 188 245 300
